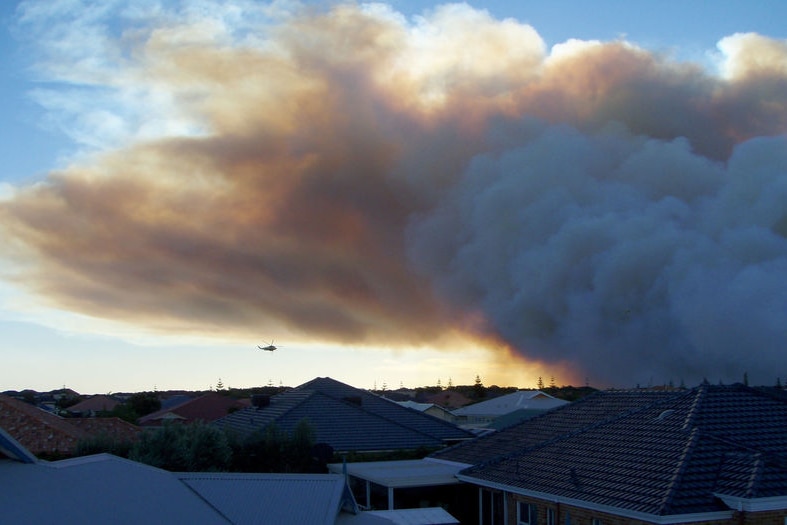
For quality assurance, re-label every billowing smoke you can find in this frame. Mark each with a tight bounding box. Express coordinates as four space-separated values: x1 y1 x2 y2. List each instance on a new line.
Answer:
2 1 786 386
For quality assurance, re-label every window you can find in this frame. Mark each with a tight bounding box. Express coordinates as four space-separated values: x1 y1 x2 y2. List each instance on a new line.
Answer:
517 502 537 525
591 519 603 525
481 489 504 525
547 508 556 525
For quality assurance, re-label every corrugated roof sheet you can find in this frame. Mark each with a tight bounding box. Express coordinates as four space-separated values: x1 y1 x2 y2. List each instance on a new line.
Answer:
452 390 568 417
357 507 459 524
0 454 228 524
327 459 463 488
180 473 354 525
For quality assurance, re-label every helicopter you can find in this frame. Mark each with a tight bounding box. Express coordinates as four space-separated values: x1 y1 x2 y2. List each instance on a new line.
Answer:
258 340 279 352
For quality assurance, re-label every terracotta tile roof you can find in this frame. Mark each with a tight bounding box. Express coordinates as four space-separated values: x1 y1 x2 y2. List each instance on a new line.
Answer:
0 394 87 456
0 394 140 456
69 417 141 443
424 391 473 409
138 392 246 426
66 395 120 414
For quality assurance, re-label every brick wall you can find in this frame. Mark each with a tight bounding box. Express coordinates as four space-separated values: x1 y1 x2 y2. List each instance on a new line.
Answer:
506 493 787 525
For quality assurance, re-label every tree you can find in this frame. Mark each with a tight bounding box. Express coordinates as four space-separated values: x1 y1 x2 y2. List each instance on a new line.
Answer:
286 419 317 472
230 419 318 473
743 371 749 386
537 376 544 390
130 424 189 471
75 433 133 458
473 375 486 399
130 422 231 472
128 391 161 417
181 423 232 471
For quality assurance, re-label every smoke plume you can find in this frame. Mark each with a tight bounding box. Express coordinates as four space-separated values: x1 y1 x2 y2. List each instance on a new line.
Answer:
2 1 786 386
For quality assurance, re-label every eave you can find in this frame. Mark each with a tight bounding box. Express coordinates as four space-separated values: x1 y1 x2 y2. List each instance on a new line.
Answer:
456 474 734 525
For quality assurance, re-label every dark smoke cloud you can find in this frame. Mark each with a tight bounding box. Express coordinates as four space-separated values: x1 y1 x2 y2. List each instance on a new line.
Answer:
2 2 787 385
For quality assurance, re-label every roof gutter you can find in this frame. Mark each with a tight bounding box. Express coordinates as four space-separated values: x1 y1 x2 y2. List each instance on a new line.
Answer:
714 493 787 513
456 474 734 524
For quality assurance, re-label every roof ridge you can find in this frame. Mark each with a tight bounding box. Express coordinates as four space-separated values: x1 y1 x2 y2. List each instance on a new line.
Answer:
471 391 687 470
746 452 766 498
220 389 316 432
324 391 459 443
703 431 787 472
657 425 702 514
679 383 707 431
436 390 682 462
263 389 316 419
298 378 471 438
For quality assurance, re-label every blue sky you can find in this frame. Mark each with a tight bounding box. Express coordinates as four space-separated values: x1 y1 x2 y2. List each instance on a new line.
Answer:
1 0 786 394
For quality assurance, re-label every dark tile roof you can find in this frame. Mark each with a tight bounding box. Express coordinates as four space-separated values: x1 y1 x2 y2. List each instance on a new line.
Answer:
432 389 676 466
454 384 787 517
214 377 473 452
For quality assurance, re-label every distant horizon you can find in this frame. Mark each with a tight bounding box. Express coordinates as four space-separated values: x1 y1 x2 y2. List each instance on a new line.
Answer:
5 375 770 398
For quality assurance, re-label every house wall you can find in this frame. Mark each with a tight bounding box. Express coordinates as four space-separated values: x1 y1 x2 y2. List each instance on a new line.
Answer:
505 493 787 525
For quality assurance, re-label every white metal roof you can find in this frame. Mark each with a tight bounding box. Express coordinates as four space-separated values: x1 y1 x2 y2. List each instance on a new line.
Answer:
394 401 435 412
360 507 459 525
327 459 463 488
337 507 459 524
452 390 568 417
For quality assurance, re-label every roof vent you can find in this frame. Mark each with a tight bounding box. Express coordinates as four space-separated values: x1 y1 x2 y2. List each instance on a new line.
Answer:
656 409 675 420
251 394 270 409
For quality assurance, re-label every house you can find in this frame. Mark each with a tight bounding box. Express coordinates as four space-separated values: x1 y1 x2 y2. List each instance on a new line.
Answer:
451 389 569 429
423 390 473 409
328 458 473 523
214 377 474 454
435 383 787 525
138 392 246 426
1 426 457 524
65 394 120 416
338 391 700 525
0 393 139 457
393 400 456 423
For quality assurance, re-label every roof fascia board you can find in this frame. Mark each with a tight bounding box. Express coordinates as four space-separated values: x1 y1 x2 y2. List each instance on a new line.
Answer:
456 475 734 524
423 457 473 468
714 493 787 512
